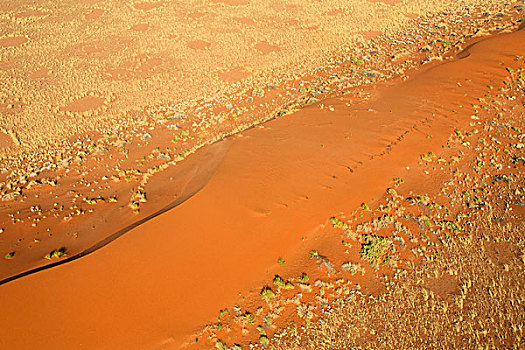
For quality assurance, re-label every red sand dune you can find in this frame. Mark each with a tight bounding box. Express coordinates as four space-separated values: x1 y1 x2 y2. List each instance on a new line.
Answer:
0 29 523 349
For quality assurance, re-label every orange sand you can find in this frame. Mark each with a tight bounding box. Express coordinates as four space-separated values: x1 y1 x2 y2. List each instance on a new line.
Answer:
0 2 519 283
0 27 523 349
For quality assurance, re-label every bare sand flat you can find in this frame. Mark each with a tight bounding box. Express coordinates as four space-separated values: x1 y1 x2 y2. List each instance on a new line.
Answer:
0 18 523 349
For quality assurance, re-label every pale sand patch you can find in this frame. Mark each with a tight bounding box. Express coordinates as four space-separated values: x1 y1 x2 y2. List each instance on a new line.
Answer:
130 23 149 31
187 39 211 50
0 132 14 149
360 30 383 40
71 43 106 56
219 67 250 83
13 10 49 18
212 0 250 5
103 68 133 81
0 36 28 48
232 16 255 25
187 12 205 19
63 96 105 113
254 41 280 54
326 8 345 16
84 8 104 20
29 67 49 79
368 0 403 5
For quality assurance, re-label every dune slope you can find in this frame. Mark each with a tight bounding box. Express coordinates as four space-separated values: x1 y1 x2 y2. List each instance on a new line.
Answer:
0 26 523 349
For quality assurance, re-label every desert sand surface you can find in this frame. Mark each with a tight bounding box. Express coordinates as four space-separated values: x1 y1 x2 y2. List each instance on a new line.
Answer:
0 0 524 349
0 0 520 284
0 0 490 153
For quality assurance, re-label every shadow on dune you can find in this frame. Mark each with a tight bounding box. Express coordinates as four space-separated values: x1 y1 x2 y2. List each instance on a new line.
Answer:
0 140 231 286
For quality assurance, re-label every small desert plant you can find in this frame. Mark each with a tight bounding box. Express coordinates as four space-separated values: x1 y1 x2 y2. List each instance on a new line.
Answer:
244 312 255 325
283 281 294 289
298 272 309 282
360 234 394 268
341 262 365 275
44 248 66 260
260 286 275 301
329 216 348 229
421 152 436 162
259 335 269 346
215 340 229 350
273 275 286 288
393 177 404 186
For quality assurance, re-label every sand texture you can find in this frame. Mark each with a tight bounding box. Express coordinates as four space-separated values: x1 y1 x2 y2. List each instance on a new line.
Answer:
0 0 524 349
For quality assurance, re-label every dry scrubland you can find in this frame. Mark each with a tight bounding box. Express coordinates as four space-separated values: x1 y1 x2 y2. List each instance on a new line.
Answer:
1 0 443 150
0 0 518 153
199 30 525 349
267 106 525 349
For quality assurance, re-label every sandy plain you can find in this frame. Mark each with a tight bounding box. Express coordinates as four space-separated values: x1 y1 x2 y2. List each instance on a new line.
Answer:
0 0 524 349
